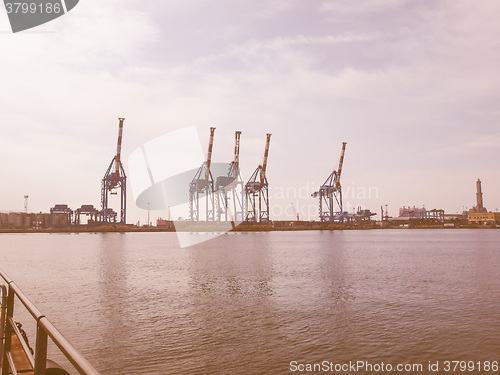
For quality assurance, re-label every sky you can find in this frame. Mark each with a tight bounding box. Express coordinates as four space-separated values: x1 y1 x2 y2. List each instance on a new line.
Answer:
1 0 499 224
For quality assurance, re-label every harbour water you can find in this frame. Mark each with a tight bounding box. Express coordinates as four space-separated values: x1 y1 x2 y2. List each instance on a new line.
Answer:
0 230 499 374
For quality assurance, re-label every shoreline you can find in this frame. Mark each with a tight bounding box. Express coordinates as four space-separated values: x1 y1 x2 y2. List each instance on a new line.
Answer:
0 224 497 234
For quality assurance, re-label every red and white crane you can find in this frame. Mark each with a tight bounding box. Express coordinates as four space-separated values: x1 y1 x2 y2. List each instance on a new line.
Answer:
312 142 347 223
189 127 217 222
215 131 245 223
245 133 272 223
101 118 127 224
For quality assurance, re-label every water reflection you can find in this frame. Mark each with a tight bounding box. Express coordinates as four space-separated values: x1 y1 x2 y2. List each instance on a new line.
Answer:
95 233 130 373
179 233 278 374
188 233 273 298
1 230 499 375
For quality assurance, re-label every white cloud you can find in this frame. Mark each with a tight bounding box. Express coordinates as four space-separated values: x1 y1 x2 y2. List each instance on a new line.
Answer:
319 0 407 16
191 32 388 66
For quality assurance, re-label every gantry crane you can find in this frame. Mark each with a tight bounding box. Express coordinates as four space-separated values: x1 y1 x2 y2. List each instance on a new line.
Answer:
189 127 216 222
215 131 245 223
101 118 126 224
312 142 347 223
245 133 271 223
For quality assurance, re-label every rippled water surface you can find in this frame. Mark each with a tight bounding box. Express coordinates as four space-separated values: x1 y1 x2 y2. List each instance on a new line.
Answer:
0 230 499 374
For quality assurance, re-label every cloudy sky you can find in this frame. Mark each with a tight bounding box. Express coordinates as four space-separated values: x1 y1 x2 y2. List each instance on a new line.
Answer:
1 0 499 223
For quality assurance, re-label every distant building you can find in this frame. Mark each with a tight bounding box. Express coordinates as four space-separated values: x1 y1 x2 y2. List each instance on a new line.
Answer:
49 204 73 227
395 206 444 227
399 206 427 218
469 179 488 213
465 179 499 225
0 212 49 229
399 206 444 220
156 219 174 229
468 212 500 225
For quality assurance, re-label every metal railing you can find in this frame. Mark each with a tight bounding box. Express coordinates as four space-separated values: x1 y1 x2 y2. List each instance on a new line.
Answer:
0 269 100 375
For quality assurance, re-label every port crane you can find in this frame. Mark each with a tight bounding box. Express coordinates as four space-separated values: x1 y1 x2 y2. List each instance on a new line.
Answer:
189 127 216 222
101 118 126 224
245 134 271 223
312 142 346 223
215 131 246 223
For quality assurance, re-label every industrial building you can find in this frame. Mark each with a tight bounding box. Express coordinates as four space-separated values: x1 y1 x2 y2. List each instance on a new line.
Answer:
468 212 500 225
398 206 444 220
0 212 49 230
467 179 500 225
387 206 446 227
387 179 498 227
49 204 73 227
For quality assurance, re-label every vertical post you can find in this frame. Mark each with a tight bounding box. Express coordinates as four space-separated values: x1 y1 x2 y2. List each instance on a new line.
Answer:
122 176 126 225
240 182 246 222
2 285 14 375
263 183 269 223
0 285 7 370
339 189 343 223
101 179 107 223
34 323 48 375
258 185 262 223
329 188 334 223
205 191 208 222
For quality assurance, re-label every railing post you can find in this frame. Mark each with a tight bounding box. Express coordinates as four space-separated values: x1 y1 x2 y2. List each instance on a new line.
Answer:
0 285 7 371
1 284 15 375
34 321 48 375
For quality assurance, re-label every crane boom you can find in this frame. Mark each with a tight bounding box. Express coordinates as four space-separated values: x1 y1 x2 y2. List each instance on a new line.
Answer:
205 127 216 184
335 142 347 190
115 118 125 182
260 133 271 187
234 131 241 171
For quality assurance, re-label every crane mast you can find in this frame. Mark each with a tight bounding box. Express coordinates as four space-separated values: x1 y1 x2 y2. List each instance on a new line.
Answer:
205 127 216 185
233 131 241 175
114 117 125 184
335 142 347 190
260 133 271 188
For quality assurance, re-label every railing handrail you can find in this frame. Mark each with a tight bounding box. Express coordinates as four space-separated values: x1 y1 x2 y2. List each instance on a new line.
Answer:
0 269 100 375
